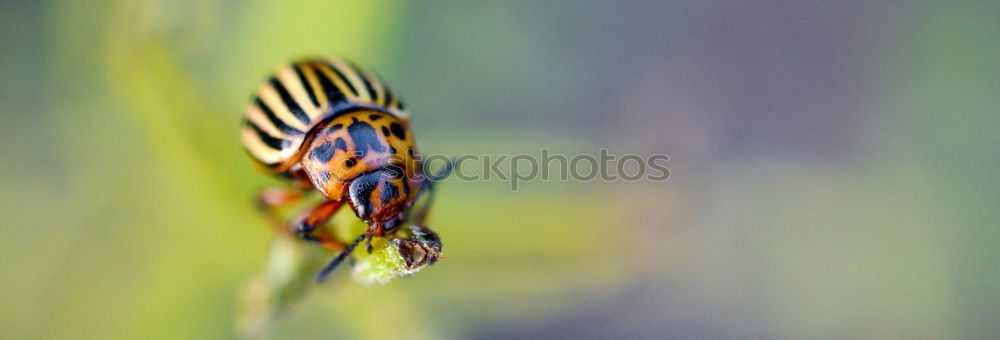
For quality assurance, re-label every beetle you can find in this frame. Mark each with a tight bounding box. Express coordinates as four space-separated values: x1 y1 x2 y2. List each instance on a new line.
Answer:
242 57 446 282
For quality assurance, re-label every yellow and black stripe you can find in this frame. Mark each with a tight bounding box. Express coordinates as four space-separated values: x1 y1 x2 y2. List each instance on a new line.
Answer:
241 57 409 174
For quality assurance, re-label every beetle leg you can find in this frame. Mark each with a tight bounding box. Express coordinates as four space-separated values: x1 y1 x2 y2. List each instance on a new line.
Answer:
256 187 305 233
410 184 436 226
364 224 378 253
291 200 347 250
410 160 452 225
258 187 343 249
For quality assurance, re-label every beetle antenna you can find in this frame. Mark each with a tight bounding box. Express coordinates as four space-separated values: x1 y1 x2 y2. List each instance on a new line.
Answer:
315 232 367 283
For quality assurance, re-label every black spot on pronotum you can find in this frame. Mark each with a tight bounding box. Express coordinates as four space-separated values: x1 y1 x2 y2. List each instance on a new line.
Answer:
369 114 382 121
327 124 343 134
345 158 357 168
352 117 359 123
348 121 386 159
408 148 415 157
311 141 335 163
389 146 397 154
381 126 390 137
390 123 406 140
334 138 348 152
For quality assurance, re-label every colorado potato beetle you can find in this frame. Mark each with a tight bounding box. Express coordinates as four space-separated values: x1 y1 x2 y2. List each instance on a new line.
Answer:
242 57 446 282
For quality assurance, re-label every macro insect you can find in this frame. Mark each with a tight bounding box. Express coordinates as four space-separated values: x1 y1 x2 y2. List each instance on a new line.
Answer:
241 57 446 282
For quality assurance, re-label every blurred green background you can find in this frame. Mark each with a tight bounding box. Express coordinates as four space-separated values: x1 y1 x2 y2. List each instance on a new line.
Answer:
1 0 998 339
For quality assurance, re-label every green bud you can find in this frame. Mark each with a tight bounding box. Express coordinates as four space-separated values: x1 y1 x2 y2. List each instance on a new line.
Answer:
350 225 443 285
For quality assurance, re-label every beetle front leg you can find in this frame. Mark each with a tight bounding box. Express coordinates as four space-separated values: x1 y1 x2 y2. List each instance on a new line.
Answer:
291 200 347 250
363 223 380 253
362 218 400 253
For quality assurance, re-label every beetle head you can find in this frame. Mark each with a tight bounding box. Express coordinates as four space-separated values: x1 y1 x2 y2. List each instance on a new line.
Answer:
346 166 411 225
